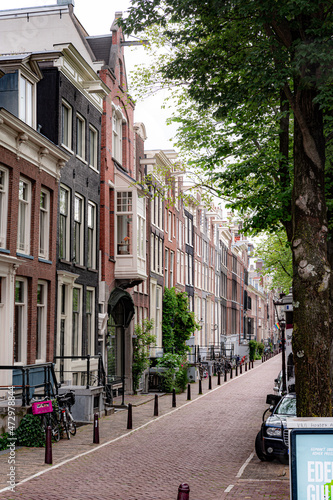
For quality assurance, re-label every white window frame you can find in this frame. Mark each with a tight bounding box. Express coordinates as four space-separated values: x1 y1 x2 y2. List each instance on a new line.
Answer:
85 287 95 356
137 214 145 260
112 108 123 164
168 212 172 241
89 125 98 171
76 113 86 161
61 99 73 151
0 166 8 249
59 185 70 261
36 280 47 362
14 277 27 365
170 251 174 287
17 177 31 255
116 191 133 256
19 73 34 128
74 194 84 265
72 286 82 357
165 247 169 288
87 201 97 269
39 188 50 260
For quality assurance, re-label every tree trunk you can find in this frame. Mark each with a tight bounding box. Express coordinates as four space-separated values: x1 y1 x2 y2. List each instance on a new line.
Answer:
291 83 332 416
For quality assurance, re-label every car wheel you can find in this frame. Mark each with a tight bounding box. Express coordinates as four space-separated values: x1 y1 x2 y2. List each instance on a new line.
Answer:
255 431 274 462
279 453 289 465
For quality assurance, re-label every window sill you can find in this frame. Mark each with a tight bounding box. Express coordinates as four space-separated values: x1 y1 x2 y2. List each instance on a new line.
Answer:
38 257 52 265
59 259 72 265
0 248 10 254
73 263 86 270
87 268 98 273
16 252 34 260
88 164 99 174
61 143 74 155
76 155 88 164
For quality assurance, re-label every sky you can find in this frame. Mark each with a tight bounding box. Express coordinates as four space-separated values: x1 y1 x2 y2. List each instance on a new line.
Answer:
0 0 177 149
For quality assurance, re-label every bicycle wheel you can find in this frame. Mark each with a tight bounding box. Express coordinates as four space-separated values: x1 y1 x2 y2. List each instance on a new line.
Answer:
67 411 76 436
61 409 70 440
50 413 61 442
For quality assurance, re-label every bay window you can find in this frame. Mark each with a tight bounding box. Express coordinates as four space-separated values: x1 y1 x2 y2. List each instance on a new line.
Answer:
116 192 133 255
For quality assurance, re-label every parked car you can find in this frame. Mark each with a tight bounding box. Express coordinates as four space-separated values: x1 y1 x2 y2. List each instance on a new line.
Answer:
255 393 296 463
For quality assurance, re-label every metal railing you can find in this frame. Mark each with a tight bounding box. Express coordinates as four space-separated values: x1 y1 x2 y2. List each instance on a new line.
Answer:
0 362 59 406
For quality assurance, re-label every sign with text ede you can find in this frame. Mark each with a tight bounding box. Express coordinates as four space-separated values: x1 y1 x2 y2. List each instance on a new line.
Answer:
288 418 333 500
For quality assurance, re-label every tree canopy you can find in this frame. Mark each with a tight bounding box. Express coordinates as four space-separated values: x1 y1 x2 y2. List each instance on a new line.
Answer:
122 0 333 416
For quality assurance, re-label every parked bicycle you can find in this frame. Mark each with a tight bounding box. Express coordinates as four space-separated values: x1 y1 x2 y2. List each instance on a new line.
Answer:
31 397 61 442
55 390 77 440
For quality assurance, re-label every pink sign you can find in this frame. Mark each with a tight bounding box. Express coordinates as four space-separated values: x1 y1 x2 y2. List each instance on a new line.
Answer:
31 400 53 415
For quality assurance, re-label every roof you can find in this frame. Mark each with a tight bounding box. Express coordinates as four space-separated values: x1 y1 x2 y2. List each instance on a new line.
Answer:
86 35 113 68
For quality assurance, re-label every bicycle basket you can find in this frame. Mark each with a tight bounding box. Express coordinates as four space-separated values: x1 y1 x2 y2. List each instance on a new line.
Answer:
64 391 75 406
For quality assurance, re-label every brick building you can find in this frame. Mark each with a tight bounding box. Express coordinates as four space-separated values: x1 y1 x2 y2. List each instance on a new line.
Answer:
0 52 69 390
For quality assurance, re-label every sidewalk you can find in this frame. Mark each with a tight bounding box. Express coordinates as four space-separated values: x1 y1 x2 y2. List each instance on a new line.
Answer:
0 356 290 499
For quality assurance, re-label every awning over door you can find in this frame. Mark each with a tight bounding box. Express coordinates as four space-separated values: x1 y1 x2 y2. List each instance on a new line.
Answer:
108 287 135 328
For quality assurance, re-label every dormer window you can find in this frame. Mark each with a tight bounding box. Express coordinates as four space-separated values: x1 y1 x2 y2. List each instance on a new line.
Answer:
0 56 41 129
19 74 34 127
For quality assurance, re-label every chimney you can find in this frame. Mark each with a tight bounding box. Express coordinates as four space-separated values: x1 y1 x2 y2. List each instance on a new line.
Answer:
57 0 75 5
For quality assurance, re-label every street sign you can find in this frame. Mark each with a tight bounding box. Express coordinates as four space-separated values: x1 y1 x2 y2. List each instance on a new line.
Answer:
289 425 333 499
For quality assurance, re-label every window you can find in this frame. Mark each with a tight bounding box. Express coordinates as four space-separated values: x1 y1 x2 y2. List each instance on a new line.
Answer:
85 288 94 356
19 75 33 127
59 186 70 260
14 278 27 364
39 189 50 260
76 114 86 160
0 167 8 249
87 202 97 269
36 281 47 361
72 287 81 356
165 248 169 288
112 110 123 164
156 286 162 346
89 125 98 170
117 192 133 255
170 251 174 287
168 212 172 241
17 178 31 255
137 215 145 260
61 100 72 150
74 194 84 265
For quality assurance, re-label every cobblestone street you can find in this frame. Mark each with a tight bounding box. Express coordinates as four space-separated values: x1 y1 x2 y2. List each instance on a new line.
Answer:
0 356 290 500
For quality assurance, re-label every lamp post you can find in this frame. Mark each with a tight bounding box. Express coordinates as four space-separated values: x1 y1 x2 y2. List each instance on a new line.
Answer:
280 318 287 394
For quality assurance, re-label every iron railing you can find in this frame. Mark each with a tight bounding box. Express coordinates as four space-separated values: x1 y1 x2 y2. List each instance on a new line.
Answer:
0 362 59 406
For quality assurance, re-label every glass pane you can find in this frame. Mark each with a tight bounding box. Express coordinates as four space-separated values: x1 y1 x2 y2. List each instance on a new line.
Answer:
19 76 26 122
15 280 24 303
60 188 68 215
26 80 32 127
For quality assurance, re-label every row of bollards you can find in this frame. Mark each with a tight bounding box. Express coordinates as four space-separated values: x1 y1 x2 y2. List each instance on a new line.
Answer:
45 355 268 465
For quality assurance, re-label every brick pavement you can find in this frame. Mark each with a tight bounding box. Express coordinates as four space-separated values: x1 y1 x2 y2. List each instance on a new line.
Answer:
0 356 290 500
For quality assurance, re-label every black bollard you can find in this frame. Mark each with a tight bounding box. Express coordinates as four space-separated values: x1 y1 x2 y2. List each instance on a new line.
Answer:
45 425 52 464
235 365 238 377
230 367 233 379
93 412 99 444
208 375 212 390
262 356 264 363
248 361 251 370
198 379 202 394
240 364 242 375
245 362 247 372
154 394 159 416
217 372 221 385
224 369 227 382
177 483 190 500
172 388 176 408
187 383 191 401
127 403 132 430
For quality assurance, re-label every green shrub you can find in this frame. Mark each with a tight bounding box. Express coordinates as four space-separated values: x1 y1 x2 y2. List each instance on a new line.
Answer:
0 432 10 451
15 414 45 448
